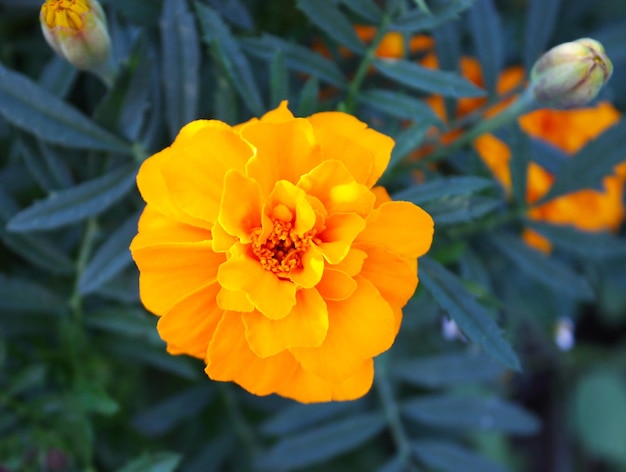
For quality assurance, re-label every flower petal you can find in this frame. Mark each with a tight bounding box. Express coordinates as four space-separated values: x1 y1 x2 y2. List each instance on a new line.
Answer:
268 180 317 235
218 170 263 243
356 201 434 259
290 276 395 382
131 205 211 249
317 213 366 264
243 288 328 357
131 241 225 316
288 245 325 288
157 282 224 359
216 288 255 312
217 244 297 319
205 312 297 396
315 267 357 301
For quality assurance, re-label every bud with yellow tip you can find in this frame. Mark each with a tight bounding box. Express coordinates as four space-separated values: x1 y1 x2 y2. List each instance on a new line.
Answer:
530 38 613 109
40 0 114 85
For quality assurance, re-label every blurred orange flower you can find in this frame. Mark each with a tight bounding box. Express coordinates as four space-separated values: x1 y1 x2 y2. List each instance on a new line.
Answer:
130 101 434 403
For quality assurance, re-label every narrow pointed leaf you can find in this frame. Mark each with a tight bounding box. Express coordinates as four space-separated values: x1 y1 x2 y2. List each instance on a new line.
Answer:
391 0 476 33
393 176 497 205
270 50 288 107
413 440 509 472
386 121 433 173
339 0 382 22
0 64 131 154
18 137 74 191
524 0 562 70
203 0 254 29
422 195 502 225
2 231 74 275
116 453 182 472
261 401 358 436
468 0 503 93
0 275 66 316
297 77 320 116
419 257 520 370
358 89 441 122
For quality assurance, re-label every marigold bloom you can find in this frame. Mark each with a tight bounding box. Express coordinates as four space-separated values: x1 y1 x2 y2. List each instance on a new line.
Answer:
130 102 434 403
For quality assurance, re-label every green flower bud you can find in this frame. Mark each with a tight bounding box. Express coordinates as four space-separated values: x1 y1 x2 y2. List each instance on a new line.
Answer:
40 0 112 82
530 38 613 109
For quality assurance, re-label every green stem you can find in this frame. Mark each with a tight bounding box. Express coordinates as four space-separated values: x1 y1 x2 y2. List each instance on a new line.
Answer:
218 383 262 459
68 217 99 322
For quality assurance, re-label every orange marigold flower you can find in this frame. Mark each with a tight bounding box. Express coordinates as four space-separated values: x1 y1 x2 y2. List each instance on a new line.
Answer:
130 101 434 403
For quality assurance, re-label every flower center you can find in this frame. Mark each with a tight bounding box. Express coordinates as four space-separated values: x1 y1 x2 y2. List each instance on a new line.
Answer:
41 0 90 30
251 220 315 276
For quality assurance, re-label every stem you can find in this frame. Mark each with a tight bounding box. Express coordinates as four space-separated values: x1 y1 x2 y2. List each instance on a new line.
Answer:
218 383 262 459
68 217 99 322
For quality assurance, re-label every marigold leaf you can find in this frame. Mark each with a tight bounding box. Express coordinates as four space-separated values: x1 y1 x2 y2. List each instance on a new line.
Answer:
17 136 74 191
256 412 385 470
0 274 66 317
261 401 360 436
419 257 521 371
0 64 132 154
297 0 366 54
201 0 254 29
241 34 347 88
297 77 321 116
270 50 289 107
38 56 77 98
523 0 562 71
528 137 568 175
161 0 201 138
5 365 47 398
357 88 441 122
378 455 408 472
1 232 74 276
374 59 486 98
6 163 138 233
393 176 497 205
468 0 504 94
78 212 141 295
85 307 161 345
339 0 382 22
413 439 509 472
385 121 434 174
185 435 235 472
196 3 265 115
116 452 182 472
391 0 476 33
106 0 163 26
500 125 530 206
422 195 503 225
488 232 595 300
594 21 626 65
393 352 506 388
402 394 540 435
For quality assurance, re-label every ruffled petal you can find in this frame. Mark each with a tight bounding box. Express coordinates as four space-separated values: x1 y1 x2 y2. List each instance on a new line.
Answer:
259 100 295 123
268 180 317 235
290 276 395 382
216 288 255 312
131 205 211 249
218 170 263 243
288 245 325 288
317 213 366 264
315 267 357 301
205 312 297 396
131 241 225 316
217 244 297 319
157 282 224 359
242 288 328 357
356 201 434 259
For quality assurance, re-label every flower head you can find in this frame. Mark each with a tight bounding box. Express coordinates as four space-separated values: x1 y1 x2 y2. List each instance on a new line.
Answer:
130 102 434 403
40 0 111 75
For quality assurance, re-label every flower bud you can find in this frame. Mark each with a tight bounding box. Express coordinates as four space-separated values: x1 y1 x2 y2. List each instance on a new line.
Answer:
40 0 112 78
530 38 613 109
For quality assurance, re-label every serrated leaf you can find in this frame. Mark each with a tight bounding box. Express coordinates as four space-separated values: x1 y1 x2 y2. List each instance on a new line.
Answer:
270 50 289 107
18 136 74 191
241 34 347 88
419 257 520 370
7 163 138 232
297 0 365 54
393 177 497 205
196 3 264 115
339 0 382 22
489 232 594 300
391 0 476 33
79 212 140 295
422 195 502 225
261 401 359 436
133 384 214 436
393 352 506 388
402 395 540 435
468 0 503 94
523 0 562 71
541 119 626 202
358 88 441 122
0 275 66 316
161 0 200 137
256 413 385 471
374 59 486 98
0 63 131 154
413 440 508 472
116 452 182 472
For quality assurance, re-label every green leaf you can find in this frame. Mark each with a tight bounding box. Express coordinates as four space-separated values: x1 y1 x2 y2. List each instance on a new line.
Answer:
595 21 626 65
78 212 140 295
161 0 200 137
297 0 365 54
378 455 407 472
468 0 503 94
256 413 385 470
393 352 506 388
0 275 66 317
85 307 161 345
385 121 433 174
374 59 486 98
0 63 131 154
527 222 626 259
270 50 289 107
422 195 502 225
393 177 497 205
75 386 120 416
241 34 347 88
419 257 520 370
7 163 138 232
1 231 75 276
339 0 382 22
500 125 530 206
358 88 441 122
116 452 182 472
488 233 594 300
17 136 74 191
196 3 265 115
523 0 562 71
541 119 626 202
402 395 540 435
297 77 321 117
6 365 46 397
391 0 476 33
261 401 358 436
574 369 626 464
185 435 235 472
38 56 78 98
413 440 508 472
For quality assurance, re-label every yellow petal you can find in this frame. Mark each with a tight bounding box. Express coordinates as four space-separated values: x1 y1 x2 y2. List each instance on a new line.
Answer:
157 282 224 359
268 180 317 235
356 201 434 259
217 244 297 319
315 267 357 301
290 276 395 382
205 312 297 396
288 245 325 288
131 205 211 249
317 213 366 264
218 170 263 243
259 100 294 123
242 288 328 357
216 287 255 312
131 241 225 316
